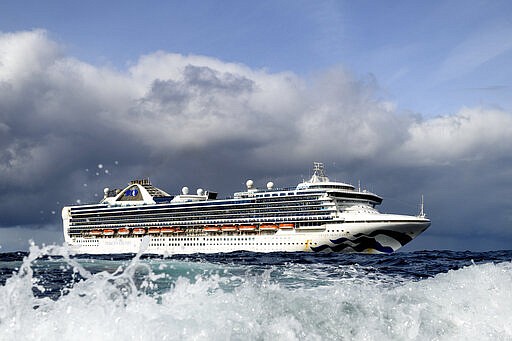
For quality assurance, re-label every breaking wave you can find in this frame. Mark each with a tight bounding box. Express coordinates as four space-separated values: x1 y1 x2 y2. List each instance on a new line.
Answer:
1 244 511 340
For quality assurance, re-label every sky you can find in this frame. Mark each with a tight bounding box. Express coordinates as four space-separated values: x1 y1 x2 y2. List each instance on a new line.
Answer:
0 1 511 252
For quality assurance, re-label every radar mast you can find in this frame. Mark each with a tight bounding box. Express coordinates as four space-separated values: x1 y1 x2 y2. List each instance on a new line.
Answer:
310 162 330 183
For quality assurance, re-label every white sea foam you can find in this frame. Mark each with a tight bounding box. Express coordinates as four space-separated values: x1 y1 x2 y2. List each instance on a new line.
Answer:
1 245 511 341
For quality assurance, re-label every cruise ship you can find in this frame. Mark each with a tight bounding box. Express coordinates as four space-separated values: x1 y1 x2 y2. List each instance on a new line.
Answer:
62 163 430 254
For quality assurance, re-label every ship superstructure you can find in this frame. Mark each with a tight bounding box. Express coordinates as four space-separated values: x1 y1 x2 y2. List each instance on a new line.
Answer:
62 163 430 254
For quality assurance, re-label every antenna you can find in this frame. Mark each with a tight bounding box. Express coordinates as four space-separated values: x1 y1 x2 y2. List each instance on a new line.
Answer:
419 195 426 218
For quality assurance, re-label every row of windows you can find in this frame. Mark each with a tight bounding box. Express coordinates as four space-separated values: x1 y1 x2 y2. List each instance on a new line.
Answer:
69 212 334 229
146 242 317 247
70 201 328 223
67 218 337 235
68 214 337 234
70 210 332 227
70 196 326 217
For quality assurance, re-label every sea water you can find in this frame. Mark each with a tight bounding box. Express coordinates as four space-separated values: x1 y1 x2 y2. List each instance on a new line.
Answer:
1 245 511 340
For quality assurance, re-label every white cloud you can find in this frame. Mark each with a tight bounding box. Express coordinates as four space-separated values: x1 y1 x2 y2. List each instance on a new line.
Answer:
400 107 512 165
0 29 60 86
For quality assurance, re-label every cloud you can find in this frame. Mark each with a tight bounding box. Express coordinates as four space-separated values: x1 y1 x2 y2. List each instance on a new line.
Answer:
399 107 512 165
0 30 511 250
0 29 61 85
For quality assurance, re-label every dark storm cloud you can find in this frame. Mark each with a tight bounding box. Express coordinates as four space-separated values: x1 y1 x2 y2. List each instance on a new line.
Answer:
182 65 255 92
0 30 511 251
146 65 253 99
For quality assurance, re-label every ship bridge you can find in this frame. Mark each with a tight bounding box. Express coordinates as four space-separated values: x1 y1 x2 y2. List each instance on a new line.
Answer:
295 162 382 206
296 162 354 191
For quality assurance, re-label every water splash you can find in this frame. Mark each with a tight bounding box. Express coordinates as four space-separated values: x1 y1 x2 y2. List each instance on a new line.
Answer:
0 245 512 340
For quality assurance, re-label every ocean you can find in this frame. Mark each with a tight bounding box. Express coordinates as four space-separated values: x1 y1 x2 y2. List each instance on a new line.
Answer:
1 245 511 340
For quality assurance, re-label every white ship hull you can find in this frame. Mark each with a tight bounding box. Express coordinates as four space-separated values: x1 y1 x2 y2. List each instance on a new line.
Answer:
64 218 430 255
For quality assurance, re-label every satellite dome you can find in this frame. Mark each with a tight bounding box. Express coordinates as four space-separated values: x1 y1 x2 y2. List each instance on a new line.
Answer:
197 188 204 196
267 182 274 190
246 180 254 189
182 186 189 195
104 187 110 194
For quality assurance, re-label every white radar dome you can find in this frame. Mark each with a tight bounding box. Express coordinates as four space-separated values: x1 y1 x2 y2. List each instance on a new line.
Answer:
182 186 189 195
104 187 110 194
246 180 254 189
267 182 274 190
197 188 204 196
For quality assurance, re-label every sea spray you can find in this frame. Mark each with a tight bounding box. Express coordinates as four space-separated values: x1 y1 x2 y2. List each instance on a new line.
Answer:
0 245 512 340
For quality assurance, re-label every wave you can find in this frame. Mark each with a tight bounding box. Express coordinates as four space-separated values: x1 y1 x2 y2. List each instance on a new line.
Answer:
1 244 512 340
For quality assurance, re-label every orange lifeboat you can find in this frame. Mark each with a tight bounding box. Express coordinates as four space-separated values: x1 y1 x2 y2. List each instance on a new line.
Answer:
132 228 146 235
103 229 115 236
204 226 221 232
239 225 256 232
161 227 175 233
278 223 295 229
90 230 102 236
221 225 237 232
118 228 130 235
259 224 278 231
174 228 184 234
148 228 161 234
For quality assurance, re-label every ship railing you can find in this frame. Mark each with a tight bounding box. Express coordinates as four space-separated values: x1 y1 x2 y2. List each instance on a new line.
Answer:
68 215 334 233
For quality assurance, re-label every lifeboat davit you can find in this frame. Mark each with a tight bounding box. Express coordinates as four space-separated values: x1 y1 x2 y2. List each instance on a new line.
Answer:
90 230 102 236
132 228 146 235
160 227 175 233
102 229 115 236
221 225 237 232
239 225 256 232
148 228 161 234
118 228 130 235
278 223 294 229
204 226 221 232
259 224 278 231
